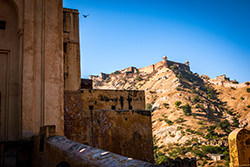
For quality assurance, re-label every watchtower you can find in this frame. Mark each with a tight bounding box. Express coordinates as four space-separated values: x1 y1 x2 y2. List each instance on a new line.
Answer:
163 56 168 68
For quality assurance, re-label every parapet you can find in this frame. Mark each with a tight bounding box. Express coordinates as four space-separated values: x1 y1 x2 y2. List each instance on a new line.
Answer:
47 136 154 167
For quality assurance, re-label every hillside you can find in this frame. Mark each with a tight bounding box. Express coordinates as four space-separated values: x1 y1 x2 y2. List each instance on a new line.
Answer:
89 57 250 167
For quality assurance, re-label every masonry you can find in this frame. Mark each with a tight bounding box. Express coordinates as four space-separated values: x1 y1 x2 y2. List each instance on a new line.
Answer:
0 0 64 141
64 89 153 162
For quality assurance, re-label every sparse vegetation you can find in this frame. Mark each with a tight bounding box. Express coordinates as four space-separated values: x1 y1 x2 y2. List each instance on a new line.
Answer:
113 70 121 74
164 119 173 125
174 117 185 123
193 95 200 103
177 74 182 79
205 86 216 99
192 113 197 118
182 103 192 116
195 104 202 109
218 120 230 133
247 88 250 93
232 80 239 84
176 87 181 91
174 101 182 108
232 117 239 127
246 82 250 86
197 120 204 125
135 76 143 81
202 159 207 166
146 103 152 110
163 103 169 109
226 110 233 115
231 87 236 90
241 97 245 100
105 77 111 83
177 126 183 130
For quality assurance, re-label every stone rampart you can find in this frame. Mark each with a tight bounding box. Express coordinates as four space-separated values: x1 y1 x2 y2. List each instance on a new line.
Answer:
64 90 153 163
139 58 190 74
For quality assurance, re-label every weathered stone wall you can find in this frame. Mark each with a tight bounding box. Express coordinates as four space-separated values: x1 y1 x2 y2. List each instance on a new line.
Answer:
63 8 81 91
64 90 154 163
0 0 64 140
0 0 20 141
79 89 145 110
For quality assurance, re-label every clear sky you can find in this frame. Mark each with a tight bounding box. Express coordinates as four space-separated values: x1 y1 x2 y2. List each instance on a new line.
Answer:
63 0 250 83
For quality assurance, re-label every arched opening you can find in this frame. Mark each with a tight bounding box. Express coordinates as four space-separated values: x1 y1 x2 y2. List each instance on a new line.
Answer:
0 0 20 141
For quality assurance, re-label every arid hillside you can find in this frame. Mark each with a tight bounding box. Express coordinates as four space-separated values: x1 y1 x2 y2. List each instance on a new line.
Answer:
90 58 250 167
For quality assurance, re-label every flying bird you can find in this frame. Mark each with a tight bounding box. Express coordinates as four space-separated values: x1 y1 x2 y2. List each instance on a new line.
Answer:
83 14 89 18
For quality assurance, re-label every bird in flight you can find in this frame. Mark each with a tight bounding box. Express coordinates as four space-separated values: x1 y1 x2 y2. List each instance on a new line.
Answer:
83 14 89 18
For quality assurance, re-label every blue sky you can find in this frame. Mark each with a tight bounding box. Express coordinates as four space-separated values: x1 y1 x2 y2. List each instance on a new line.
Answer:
63 0 250 83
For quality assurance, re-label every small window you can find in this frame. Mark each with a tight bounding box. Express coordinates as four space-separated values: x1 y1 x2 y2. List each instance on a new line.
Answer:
63 43 67 53
89 106 93 110
0 21 6 30
129 106 133 110
111 106 116 110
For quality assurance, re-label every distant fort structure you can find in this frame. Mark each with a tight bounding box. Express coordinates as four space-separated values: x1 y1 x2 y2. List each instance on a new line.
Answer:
139 56 190 73
89 56 190 80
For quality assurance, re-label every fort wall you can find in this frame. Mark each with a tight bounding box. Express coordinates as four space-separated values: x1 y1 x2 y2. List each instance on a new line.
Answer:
139 57 190 74
64 90 154 163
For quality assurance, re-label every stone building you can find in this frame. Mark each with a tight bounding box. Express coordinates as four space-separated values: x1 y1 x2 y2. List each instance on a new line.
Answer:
0 0 153 166
0 0 64 142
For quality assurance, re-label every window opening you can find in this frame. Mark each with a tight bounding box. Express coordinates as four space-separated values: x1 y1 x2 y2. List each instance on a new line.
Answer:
0 21 6 30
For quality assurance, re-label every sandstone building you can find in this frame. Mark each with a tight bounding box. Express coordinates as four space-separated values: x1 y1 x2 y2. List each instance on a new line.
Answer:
0 0 153 166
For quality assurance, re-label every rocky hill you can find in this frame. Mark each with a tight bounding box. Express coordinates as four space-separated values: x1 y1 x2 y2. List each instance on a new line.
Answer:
89 57 250 167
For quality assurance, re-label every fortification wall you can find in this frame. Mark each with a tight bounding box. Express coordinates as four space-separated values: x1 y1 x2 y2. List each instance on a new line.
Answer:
167 60 190 71
68 89 145 110
209 80 247 88
139 58 190 74
139 61 163 74
64 90 154 163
